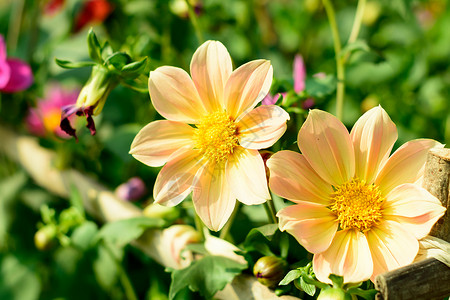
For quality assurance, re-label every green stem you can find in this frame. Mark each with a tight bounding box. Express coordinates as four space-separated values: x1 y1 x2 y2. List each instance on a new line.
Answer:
347 0 366 45
219 202 240 242
185 0 204 44
322 0 345 121
194 213 206 240
264 199 277 224
102 242 138 300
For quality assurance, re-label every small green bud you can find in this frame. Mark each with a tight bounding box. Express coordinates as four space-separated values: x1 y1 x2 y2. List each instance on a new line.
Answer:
253 256 288 287
317 287 352 300
35 225 57 251
143 203 180 221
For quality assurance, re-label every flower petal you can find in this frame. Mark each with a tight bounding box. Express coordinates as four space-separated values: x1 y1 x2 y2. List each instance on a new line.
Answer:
366 220 419 281
383 183 446 239
298 110 355 186
277 202 338 253
190 40 232 111
149 66 207 123
1 58 33 93
0 60 11 89
350 106 397 184
267 150 333 204
293 54 306 93
237 105 289 150
153 148 203 206
224 60 273 118
130 120 195 167
375 139 443 194
226 147 270 205
313 229 372 284
193 162 236 231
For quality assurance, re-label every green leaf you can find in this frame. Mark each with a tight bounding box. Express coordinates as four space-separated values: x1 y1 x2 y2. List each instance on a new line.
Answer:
97 216 164 248
305 75 336 98
69 185 85 218
121 76 149 93
340 40 370 59
121 57 148 77
105 52 132 71
298 277 316 296
71 221 98 251
93 243 122 290
169 256 247 299
347 287 378 300
184 243 209 256
243 224 278 256
54 58 95 69
87 28 103 63
246 224 278 242
279 269 302 285
329 274 344 288
0 255 41 300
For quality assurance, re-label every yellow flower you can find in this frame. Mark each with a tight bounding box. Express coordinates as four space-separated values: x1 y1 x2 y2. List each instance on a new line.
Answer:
268 106 445 283
130 41 289 231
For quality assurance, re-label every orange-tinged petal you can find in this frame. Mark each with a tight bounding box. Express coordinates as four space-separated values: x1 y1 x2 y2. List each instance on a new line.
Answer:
153 148 204 206
226 147 269 205
237 105 290 150
375 139 443 194
130 120 195 167
383 183 445 239
350 106 397 184
298 110 355 186
313 229 372 284
267 150 333 204
224 60 273 118
149 66 207 123
366 220 419 281
190 40 232 111
277 202 338 253
193 161 236 231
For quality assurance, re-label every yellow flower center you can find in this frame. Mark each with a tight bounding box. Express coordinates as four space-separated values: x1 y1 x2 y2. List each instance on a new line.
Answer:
194 111 239 164
330 178 384 233
43 108 62 133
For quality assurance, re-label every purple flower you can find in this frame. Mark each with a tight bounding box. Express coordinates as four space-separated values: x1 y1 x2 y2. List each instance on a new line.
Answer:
0 35 33 93
115 177 147 201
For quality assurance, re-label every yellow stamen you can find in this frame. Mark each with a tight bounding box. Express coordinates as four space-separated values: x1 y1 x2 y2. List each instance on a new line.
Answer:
194 111 239 164
330 178 384 232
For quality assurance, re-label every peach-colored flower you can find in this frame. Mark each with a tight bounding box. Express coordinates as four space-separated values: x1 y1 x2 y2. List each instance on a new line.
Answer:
130 40 289 231
268 106 445 283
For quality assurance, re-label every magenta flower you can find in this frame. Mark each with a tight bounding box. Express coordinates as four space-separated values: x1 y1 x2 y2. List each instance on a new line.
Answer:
0 35 33 93
262 55 306 106
26 84 79 138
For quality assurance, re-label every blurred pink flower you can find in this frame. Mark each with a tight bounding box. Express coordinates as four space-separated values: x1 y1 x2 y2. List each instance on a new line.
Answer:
262 55 312 108
115 177 147 201
0 35 33 93
26 84 79 138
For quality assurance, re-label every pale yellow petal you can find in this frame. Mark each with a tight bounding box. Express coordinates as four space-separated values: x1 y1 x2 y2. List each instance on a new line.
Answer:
267 150 333 204
237 105 290 150
130 120 195 167
366 220 419 281
298 110 355 186
193 162 237 231
375 139 443 194
149 66 207 123
153 148 203 206
224 60 273 118
277 203 338 254
313 229 372 284
350 106 397 184
383 183 446 239
226 147 270 205
190 40 232 111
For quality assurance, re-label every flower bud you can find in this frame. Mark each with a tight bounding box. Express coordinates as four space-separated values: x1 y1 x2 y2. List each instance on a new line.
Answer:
116 177 147 201
253 256 288 287
143 203 179 221
317 287 352 300
34 225 57 251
